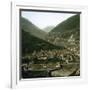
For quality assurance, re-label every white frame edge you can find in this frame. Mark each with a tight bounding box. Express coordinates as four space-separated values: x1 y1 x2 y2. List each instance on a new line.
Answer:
11 1 88 88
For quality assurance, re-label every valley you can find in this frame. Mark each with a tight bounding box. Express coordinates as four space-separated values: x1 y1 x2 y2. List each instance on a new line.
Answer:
20 14 80 78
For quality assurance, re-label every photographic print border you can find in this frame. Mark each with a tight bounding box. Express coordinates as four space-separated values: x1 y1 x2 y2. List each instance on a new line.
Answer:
11 1 88 88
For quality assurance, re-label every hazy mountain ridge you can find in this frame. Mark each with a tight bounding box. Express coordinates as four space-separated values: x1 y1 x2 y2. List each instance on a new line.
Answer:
43 26 55 32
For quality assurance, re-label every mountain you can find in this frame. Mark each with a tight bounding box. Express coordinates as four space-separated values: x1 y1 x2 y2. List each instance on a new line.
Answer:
22 30 63 55
20 17 47 40
51 14 80 33
43 26 55 32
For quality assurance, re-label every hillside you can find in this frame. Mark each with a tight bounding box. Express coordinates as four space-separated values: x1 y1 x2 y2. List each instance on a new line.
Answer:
51 14 80 33
45 14 80 47
22 30 63 55
20 17 47 40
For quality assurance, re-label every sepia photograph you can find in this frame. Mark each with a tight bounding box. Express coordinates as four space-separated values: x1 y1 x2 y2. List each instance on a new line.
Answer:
20 9 80 79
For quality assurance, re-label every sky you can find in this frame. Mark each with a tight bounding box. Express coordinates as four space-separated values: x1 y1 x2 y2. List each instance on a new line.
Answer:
21 11 76 31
